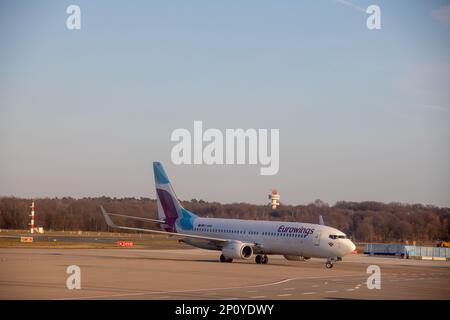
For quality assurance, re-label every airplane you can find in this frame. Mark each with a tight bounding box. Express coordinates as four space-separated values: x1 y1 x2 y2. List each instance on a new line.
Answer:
101 162 356 268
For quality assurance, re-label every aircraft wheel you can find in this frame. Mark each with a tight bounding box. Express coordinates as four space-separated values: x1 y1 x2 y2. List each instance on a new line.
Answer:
262 255 269 264
325 261 333 269
255 255 262 264
220 254 226 263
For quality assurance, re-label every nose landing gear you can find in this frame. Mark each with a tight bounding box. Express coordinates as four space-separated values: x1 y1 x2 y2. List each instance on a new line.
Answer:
325 257 340 268
255 254 268 264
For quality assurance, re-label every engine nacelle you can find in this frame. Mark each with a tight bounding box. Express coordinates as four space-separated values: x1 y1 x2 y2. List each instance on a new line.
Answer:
222 241 253 260
283 255 310 261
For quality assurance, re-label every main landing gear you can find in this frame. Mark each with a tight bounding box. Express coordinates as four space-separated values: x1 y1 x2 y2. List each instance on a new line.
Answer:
219 254 233 263
255 254 268 264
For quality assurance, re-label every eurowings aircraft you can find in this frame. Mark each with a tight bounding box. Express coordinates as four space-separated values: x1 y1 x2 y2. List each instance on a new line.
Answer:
101 162 356 268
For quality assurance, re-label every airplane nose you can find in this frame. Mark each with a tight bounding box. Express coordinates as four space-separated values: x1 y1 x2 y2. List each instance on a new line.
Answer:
349 241 356 252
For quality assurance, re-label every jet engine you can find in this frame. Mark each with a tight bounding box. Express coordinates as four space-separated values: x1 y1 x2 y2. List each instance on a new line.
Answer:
222 241 253 260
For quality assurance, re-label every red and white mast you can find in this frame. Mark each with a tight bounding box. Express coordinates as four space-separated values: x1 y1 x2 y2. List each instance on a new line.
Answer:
30 201 35 234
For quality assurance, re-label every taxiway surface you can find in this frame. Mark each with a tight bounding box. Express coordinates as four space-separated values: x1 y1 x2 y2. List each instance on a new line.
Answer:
0 248 449 300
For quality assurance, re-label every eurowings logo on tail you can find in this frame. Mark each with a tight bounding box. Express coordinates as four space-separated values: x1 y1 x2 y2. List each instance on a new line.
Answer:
153 162 197 232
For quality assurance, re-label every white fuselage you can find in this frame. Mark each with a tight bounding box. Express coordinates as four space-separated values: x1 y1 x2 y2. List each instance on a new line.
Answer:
179 217 356 259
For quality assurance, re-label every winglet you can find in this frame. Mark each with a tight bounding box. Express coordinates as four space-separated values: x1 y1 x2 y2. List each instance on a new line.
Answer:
100 206 117 228
319 215 325 226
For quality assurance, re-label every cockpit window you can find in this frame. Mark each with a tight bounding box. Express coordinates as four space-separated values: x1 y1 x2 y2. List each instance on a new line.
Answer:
329 234 347 239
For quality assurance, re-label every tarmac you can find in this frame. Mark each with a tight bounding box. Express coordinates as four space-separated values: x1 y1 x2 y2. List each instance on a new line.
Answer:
0 248 449 300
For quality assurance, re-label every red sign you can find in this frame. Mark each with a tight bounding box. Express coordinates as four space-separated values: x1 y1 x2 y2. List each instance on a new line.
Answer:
116 241 133 247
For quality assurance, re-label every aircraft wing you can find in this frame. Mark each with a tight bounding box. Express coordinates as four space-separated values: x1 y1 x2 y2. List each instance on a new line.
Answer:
100 206 237 248
105 212 165 224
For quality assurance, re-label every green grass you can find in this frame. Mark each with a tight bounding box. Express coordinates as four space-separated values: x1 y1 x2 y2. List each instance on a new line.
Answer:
0 230 191 249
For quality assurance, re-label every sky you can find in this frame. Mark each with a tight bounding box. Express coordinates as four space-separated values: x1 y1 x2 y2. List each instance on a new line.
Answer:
0 0 449 207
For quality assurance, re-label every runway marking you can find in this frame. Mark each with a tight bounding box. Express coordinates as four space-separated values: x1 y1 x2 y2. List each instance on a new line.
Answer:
53 277 291 300
303 292 316 295
277 293 292 297
54 274 367 300
246 290 257 293
250 296 266 299
283 287 295 290
346 289 354 291
326 290 338 293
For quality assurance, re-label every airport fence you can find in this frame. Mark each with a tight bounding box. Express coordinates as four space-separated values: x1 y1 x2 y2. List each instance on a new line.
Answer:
364 243 450 260
404 246 450 260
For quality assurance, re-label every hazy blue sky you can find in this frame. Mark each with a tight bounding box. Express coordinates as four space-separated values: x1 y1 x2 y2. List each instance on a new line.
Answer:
1 0 449 206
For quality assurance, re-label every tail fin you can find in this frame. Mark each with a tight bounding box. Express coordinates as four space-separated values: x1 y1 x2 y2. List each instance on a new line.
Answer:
153 162 197 232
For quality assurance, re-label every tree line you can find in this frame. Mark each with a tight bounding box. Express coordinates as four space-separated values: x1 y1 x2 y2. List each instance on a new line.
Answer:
0 196 448 243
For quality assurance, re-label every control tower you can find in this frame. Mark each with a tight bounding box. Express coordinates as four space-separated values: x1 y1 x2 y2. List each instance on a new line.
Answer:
268 189 280 209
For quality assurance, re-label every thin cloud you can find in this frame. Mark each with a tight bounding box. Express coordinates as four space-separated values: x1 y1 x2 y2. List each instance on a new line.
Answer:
431 5 450 27
333 0 366 13
418 104 450 112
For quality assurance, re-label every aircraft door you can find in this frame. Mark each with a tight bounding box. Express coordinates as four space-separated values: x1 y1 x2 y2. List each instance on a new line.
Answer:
313 231 321 246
